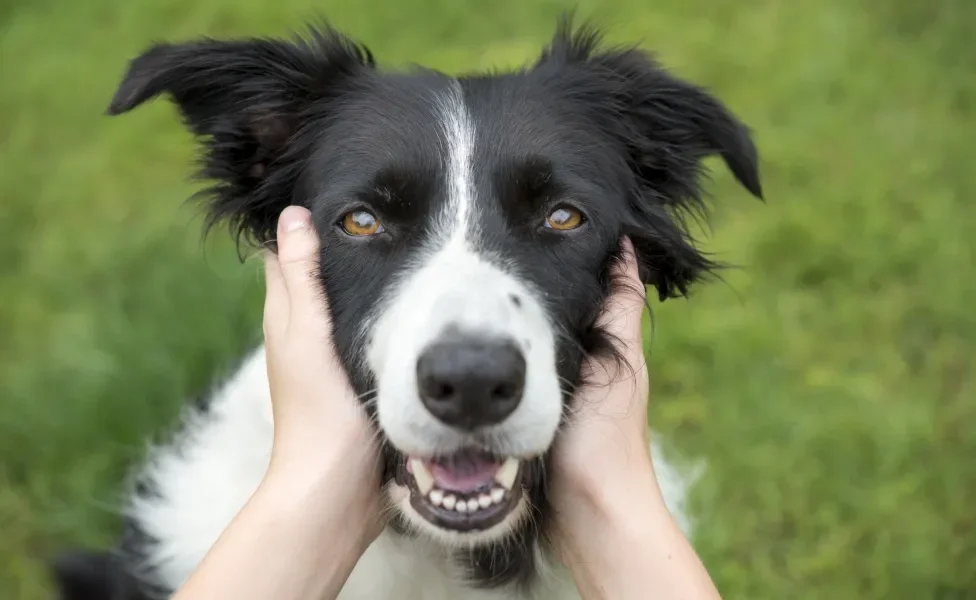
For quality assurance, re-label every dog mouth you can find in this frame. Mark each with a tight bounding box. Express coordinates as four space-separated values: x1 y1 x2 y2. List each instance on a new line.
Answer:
400 448 524 532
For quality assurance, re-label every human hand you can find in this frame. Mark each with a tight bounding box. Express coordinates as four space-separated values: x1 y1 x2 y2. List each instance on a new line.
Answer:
261 205 384 543
548 239 722 600
173 207 385 599
549 237 668 557
551 237 654 501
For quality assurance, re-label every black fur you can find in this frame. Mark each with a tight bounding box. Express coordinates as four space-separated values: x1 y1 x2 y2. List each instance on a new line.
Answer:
56 15 760 599
106 26 376 250
54 551 145 600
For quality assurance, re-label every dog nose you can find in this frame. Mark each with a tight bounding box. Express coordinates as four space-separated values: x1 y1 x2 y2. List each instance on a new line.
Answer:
416 334 526 430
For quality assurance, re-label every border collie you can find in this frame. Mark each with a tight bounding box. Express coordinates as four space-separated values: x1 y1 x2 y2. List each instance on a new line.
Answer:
54 16 761 600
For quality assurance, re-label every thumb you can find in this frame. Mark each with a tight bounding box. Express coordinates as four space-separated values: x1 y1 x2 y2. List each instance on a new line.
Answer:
580 237 647 389
275 206 329 328
597 236 647 353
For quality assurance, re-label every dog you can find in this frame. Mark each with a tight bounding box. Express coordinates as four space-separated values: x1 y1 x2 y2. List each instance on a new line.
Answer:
53 16 761 600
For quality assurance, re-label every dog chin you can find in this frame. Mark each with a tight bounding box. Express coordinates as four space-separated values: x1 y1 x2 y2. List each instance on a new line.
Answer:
385 480 532 547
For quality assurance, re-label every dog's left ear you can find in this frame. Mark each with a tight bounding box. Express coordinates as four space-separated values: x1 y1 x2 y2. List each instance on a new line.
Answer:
538 19 763 300
107 25 375 248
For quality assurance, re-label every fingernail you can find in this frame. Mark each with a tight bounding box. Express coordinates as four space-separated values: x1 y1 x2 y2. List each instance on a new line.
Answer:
280 206 311 233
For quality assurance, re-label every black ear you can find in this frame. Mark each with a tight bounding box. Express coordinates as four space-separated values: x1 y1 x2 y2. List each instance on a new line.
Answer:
539 18 762 300
108 26 375 248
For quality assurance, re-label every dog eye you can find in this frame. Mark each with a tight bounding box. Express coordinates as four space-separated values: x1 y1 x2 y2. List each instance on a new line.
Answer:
340 210 384 236
544 206 583 231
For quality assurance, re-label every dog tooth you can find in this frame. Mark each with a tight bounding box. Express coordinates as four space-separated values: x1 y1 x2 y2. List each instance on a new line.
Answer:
429 489 444 506
442 494 457 510
466 498 479 512
494 458 519 490
409 458 434 495
456 500 468 513
490 488 505 503
478 494 492 509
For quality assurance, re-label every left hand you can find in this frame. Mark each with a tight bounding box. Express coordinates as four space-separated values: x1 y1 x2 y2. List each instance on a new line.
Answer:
174 207 384 600
261 205 384 542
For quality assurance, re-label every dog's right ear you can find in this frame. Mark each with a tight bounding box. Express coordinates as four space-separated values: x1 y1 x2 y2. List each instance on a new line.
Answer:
108 26 375 248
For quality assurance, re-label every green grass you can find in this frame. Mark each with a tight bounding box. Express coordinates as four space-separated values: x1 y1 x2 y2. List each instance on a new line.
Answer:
1 0 974 598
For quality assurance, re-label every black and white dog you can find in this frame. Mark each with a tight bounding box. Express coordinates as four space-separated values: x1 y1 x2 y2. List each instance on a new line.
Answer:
54 17 761 600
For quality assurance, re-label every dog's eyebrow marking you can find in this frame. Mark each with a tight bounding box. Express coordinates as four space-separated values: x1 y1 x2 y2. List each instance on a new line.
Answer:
510 294 522 308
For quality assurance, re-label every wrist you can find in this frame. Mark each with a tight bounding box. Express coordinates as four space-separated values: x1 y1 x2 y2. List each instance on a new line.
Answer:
557 436 659 512
258 467 378 552
555 472 695 599
268 413 377 479
262 438 383 549
553 452 672 562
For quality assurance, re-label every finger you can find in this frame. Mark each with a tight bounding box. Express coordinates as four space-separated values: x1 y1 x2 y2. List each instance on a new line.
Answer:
275 206 330 328
262 249 289 341
597 237 646 347
579 238 647 390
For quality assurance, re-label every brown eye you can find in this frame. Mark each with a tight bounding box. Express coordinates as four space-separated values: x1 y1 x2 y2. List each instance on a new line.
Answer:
545 206 583 231
341 210 383 236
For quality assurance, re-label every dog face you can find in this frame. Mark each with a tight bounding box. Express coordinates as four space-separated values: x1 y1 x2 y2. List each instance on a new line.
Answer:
108 18 760 585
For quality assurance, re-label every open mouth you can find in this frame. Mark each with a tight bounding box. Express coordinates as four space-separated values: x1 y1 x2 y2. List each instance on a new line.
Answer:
402 448 524 532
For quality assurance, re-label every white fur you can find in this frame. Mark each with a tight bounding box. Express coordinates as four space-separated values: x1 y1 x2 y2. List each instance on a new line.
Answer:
128 347 697 598
367 83 563 465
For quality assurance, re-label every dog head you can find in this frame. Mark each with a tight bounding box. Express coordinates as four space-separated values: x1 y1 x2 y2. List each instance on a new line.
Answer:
108 17 760 586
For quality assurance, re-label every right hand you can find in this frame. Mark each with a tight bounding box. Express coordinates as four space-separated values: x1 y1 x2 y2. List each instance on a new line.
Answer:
549 237 722 600
550 236 655 504
549 237 665 558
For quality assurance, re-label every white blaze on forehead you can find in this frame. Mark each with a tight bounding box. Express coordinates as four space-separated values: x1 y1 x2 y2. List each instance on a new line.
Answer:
437 80 476 244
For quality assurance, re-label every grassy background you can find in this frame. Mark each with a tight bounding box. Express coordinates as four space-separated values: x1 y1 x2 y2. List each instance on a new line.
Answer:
2 0 974 598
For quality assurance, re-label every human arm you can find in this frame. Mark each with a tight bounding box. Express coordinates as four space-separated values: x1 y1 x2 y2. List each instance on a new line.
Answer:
551 238 722 600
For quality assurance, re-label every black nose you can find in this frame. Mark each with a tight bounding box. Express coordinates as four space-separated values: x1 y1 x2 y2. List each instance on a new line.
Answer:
416 334 526 430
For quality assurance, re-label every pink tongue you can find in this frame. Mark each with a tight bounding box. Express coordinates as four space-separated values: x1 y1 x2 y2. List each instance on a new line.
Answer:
428 454 500 493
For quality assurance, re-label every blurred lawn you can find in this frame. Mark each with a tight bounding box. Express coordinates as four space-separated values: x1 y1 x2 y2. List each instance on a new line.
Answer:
2 0 974 598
